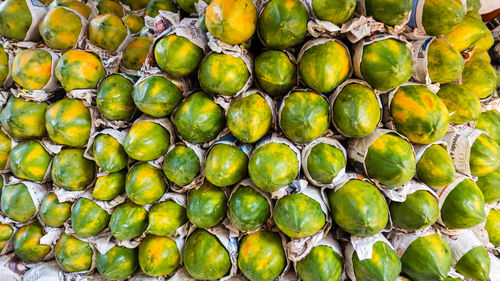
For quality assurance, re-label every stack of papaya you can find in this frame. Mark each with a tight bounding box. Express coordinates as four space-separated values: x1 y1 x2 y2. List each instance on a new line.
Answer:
0 0 498 280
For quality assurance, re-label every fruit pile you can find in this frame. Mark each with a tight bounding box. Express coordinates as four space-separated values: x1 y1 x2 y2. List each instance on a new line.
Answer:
0 0 499 280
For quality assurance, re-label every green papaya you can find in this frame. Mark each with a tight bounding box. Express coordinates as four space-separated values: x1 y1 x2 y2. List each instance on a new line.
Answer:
147 200 187 236
400 234 451 281
328 179 388 237
440 179 486 230
96 245 138 280
139 234 180 277
273 193 326 239
228 184 270 231
186 181 227 228
109 201 148 241
125 163 167 205
389 190 439 231
184 228 231 280
71 197 110 238
238 231 286 281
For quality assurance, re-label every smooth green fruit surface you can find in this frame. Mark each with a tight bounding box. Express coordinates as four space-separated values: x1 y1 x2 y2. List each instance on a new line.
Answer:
238 231 286 281
187 181 227 228
273 193 326 239
228 185 270 231
184 229 231 280
328 179 388 237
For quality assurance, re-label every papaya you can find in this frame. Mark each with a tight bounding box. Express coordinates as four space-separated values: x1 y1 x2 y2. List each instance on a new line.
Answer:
444 15 494 53
390 84 449 144
109 201 148 241
455 246 490 281
121 37 153 71
359 38 411 91
400 234 451 281
178 0 211 14
437 83 481 124
227 93 272 143
352 240 402 281
328 179 388 237
389 190 439 231
124 121 170 161
415 144 456 188
427 38 465 84
93 133 128 173
45 97 91 147
162 145 201 186
470 51 492 63
96 0 124 17
228 184 270 231
467 0 481 13
259 0 308 50
0 44 9 86
88 14 128 52
120 0 149 11
96 246 138 280
274 193 326 239
332 83 381 138
248 142 299 191
0 96 48 140
441 179 486 229
10 141 51 182
0 0 33 41
133 75 182 118
125 163 167 205
470 133 500 177
173 91 225 143
51 148 96 191
198 53 250 96
13 222 51 263
138 235 180 277
92 171 126 201
280 91 329 143
205 143 248 187
205 0 257 45
184 229 231 280
310 0 355 25
485 209 500 247
186 181 227 228
475 110 500 144
55 50 106 92
0 223 13 252
71 197 110 238
0 130 10 170
238 231 286 281
254 50 297 97
1 183 37 223
144 0 177 18
306 142 346 184
49 0 91 19
364 132 416 187
461 58 498 99
147 200 187 236
12 49 52 90
39 192 71 228
421 0 465 36
154 34 203 78
364 0 411 26
39 7 83 50
297 245 343 281
476 170 500 203
299 40 351 94
96 74 136 121
122 14 144 34
55 234 93 272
